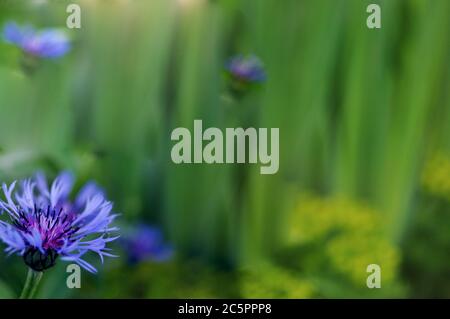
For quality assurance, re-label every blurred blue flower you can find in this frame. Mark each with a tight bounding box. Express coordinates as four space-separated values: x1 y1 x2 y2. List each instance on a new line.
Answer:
122 225 173 264
3 21 71 59
0 171 119 273
225 54 267 84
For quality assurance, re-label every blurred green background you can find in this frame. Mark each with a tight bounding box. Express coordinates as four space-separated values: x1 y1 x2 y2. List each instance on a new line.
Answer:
0 0 449 298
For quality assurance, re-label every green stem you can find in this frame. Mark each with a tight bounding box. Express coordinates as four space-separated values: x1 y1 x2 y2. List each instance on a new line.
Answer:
19 268 43 299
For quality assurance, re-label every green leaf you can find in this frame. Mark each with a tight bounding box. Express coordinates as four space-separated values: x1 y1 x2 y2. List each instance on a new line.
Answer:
0 280 14 299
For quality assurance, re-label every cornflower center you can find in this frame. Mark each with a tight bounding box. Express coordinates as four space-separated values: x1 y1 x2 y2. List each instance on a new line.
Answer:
12 205 79 271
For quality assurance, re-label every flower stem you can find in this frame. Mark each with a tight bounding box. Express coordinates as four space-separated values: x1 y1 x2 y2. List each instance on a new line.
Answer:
19 268 43 299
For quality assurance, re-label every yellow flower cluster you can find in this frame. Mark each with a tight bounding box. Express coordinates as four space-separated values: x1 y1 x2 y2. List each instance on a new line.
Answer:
288 194 381 242
326 234 399 285
288 193 400 286
422 151 450 201
240 263 316 298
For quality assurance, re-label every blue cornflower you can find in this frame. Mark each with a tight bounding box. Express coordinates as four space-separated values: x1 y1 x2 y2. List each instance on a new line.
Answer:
3 21 71 59
0 171 119 273
225 54 267 84
122 225 173 264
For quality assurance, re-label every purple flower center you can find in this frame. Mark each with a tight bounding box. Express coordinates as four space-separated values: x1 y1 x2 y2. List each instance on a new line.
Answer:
13 206 78 252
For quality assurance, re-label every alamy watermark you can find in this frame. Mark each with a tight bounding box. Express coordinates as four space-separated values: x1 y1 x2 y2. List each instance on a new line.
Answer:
66 4 81 29
367 4 381 29
171 120 279 175
366 264 381 288
66 264 81 289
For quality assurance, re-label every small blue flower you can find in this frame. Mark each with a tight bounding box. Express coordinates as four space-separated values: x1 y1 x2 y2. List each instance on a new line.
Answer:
225 54 267 84
3 21 71 59
122 225 173 264
0 171 119 273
